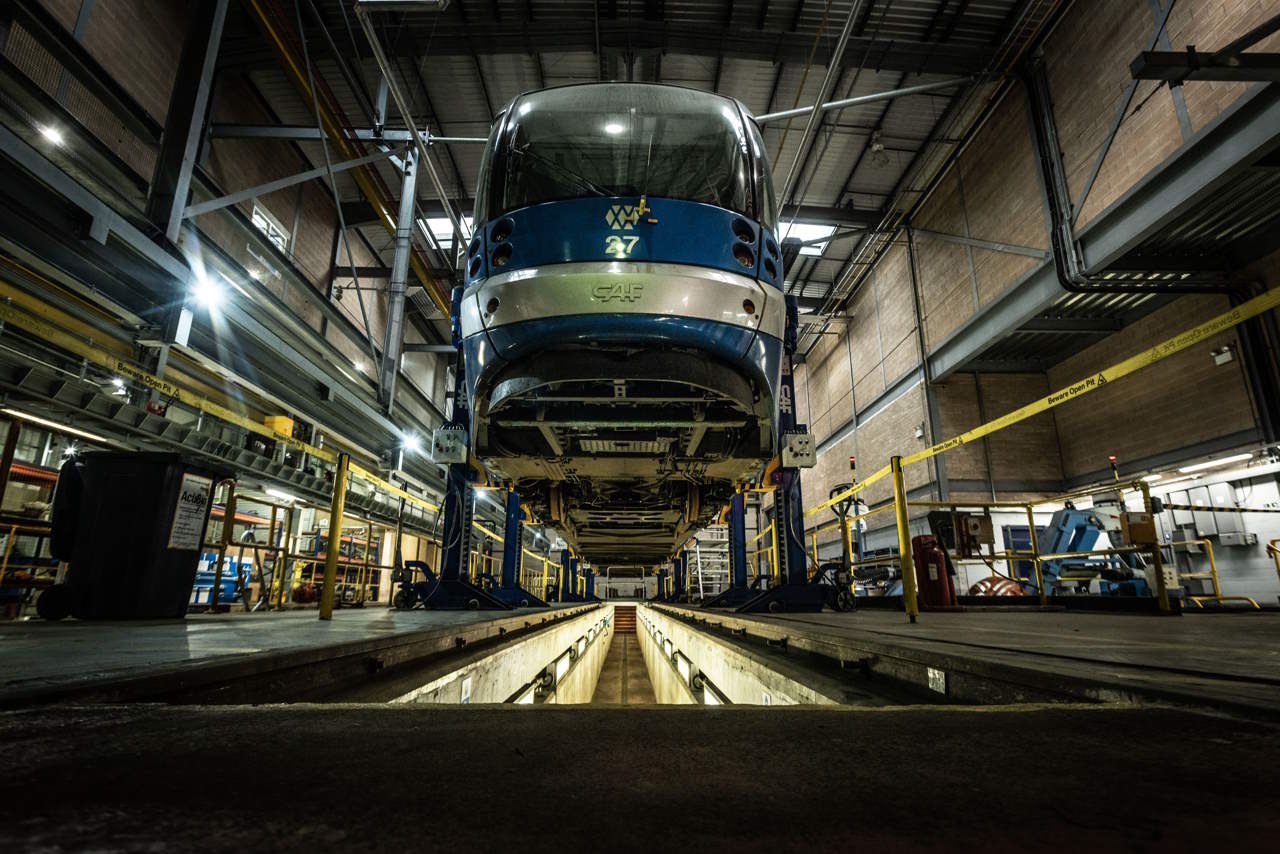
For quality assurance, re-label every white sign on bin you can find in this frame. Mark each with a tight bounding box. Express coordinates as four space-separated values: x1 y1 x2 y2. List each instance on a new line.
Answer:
168 473 213 550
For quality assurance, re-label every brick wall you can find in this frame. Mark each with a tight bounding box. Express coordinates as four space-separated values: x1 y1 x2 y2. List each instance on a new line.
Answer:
1047 0 1280 229
1047 293 1259 481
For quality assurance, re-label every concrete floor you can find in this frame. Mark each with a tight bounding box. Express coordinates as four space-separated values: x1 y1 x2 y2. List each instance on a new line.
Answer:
591 633 656 704
671 607 1280 717
1 704 1277 852
0 607 576 706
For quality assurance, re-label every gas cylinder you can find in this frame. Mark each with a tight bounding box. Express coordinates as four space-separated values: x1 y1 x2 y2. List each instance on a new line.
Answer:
911 534 959 610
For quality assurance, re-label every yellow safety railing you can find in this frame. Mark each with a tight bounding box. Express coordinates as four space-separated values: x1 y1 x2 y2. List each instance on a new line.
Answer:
1167 539 1259 610
902 479 1174 614
746 522 776 581
1269 540 1280 588
0 522 55 588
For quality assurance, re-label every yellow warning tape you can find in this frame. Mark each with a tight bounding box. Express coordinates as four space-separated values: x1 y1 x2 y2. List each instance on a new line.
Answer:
806 285 1280 517
0 297 440 514
1161 503 1280 514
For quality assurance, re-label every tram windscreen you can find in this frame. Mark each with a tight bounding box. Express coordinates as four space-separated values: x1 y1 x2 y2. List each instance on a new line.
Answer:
492 84 756 221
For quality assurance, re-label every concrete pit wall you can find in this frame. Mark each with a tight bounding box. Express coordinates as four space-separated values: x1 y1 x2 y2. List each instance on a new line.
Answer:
636 610 698 704
638 605 845 706
392 605 614 704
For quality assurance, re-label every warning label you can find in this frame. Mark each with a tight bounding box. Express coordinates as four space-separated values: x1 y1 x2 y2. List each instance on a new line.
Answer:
168 473 213 550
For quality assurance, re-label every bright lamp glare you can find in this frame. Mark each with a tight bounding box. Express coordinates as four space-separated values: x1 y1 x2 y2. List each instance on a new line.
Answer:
39 125 64 145
1178 453 1253 474
603 122 625 135
192 274 223 308
403 434 422 453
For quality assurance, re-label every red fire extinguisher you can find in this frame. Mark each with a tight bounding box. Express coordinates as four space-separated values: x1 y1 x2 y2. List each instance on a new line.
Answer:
911 535 959 610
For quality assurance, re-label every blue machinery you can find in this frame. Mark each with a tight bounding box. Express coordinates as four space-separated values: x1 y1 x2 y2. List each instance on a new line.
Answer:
1025 505 1152 596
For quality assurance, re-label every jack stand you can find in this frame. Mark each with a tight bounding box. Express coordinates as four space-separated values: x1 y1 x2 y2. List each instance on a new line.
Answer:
738 295 828 614
558 550 583 602
649 566 669 602
704 492 756 609
417 287 509 611
582 566 601 601
489 490 548 608
672 550 688 603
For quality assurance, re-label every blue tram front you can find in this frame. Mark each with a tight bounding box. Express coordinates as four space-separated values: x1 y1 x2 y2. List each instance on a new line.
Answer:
459 83 785 566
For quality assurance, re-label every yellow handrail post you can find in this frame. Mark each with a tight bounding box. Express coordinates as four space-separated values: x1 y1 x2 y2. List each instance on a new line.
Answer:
1023 503 1046 607
890 456 919 622
1139 481 1172 615
811 530 818 569
319 453 350 621
210 481 236 613
275 506 295 608
1 523 17 585
1270 540 1280 587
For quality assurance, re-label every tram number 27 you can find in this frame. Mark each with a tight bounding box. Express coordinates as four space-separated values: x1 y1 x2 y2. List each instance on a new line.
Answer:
605 235 640 257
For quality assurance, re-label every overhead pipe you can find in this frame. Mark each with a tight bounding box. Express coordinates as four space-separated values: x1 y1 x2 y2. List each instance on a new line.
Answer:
239 0 452 316
755 77 974 124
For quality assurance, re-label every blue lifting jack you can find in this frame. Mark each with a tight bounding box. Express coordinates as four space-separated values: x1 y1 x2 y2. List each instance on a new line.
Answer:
736 294 828 614
394 287 509 611
703 491 757 608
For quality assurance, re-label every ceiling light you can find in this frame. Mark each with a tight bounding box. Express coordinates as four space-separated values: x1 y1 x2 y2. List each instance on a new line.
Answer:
192 273 223 308
780 222 837 256
265 488 299 503
403 434 422 453
1141 474 1162 482
39 125 64 145
1178 453 1253 474
1 408 110 444
111 377 125 388
603 122 625 135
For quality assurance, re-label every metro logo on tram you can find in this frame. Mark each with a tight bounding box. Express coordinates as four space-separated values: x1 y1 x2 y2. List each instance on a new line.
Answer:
591 283 645 302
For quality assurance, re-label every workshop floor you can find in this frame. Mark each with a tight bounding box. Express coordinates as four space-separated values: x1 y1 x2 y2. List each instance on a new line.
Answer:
0 607 546 703
591 633 656 704
1 704 1277 852
682 607 1280 716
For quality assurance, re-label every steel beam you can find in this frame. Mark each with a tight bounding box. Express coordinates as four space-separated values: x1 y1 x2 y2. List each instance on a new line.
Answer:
207 123 486 144
911 227 1048 259
928 84 1280 380
146 0 228 243
183 148 396 219
1131 51 1280 82
379 150 418 411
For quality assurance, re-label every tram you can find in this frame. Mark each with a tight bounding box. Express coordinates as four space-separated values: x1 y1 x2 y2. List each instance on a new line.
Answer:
458 83 785 567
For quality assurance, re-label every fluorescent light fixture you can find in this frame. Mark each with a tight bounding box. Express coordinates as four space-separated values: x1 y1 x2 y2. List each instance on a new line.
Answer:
603 122 625 135
703 687 722 706
655 630 662 645
675 653 691 683
192 273 223 308
39 125 64 145
780 222 837 256
1 408 109 444
420 215 474 249
266 488 299 503
576 636 586 656
554 650 571 683
111 377 125 389
514 683 536 704
1141 474 1162 482
1178 453 1252 474
664 638 673 657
